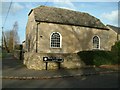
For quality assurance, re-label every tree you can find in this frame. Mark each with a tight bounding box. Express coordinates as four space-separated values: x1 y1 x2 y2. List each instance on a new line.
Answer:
12 21 20 50
3 21 20 52
3 30 13 52
2 31 10 53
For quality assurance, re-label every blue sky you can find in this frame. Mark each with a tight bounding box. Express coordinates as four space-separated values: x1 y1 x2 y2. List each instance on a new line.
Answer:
0 1 119 44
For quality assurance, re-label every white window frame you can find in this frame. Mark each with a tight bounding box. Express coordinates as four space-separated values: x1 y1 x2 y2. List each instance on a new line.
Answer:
50 32 62 48
92 35 100 49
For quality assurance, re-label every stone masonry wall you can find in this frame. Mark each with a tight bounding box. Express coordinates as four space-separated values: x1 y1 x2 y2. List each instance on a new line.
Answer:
37 22 117 53
24 52 85 70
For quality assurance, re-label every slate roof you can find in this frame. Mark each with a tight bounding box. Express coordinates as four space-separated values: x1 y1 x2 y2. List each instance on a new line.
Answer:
29 6 108 30
107 25 120 34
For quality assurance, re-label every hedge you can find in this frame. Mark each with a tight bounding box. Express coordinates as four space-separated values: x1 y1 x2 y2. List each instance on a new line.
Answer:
77 50 113 66
111 41 120 64
77 41 120 66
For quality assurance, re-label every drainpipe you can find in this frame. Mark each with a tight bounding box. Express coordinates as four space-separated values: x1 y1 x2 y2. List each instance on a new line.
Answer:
36 22 40 53
117 30 119 41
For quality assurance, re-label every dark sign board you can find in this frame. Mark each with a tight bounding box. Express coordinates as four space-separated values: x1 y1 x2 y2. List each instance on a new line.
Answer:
43 57 64 62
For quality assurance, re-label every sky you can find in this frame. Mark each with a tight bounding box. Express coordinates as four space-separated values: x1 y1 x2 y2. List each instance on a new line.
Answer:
0 0 119 45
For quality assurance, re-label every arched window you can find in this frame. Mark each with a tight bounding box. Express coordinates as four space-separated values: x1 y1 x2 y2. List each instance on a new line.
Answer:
50 32 61 48
93 36 100 49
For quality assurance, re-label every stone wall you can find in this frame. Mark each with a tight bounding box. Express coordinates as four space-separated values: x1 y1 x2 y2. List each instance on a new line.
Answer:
117 33 120 41
14 50 23 60
26 11 37 52
37 22 117 53
24 52 85 70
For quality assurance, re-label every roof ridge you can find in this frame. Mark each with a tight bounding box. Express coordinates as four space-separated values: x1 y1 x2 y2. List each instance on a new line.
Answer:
35 5 88 14
107 24 120 28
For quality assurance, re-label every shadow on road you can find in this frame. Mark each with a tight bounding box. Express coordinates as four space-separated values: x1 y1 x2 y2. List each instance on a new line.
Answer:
2 53 25 70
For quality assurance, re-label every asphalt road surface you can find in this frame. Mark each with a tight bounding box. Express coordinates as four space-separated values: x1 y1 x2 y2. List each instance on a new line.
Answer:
2 73 119 88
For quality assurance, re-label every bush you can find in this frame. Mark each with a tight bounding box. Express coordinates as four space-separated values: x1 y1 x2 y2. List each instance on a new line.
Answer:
93 57 112 66
77 50 113 66
77 51 94 65
111 41 120 64
77 41 120 66
93 51 113 66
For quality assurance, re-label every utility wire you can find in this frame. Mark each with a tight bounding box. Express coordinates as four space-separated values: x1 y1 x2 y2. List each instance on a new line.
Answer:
2 0 12 52
2 0 12 29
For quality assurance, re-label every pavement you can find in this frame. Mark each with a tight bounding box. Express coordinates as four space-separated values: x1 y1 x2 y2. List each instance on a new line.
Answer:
1 53 120 80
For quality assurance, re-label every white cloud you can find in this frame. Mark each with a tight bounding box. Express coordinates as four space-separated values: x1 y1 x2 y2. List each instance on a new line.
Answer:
101 10 118 26
25 3 35 9
53 0 77 11
58 7 75 11
11 3 24 13
1 2 10 14
1 2 24 15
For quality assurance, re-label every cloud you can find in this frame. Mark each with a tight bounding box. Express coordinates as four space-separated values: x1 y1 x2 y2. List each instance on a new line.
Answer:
1 2 10 14
25 3 35 9
11 3 24 13
100 10 118 26
52 0 77 11
1 2 24 15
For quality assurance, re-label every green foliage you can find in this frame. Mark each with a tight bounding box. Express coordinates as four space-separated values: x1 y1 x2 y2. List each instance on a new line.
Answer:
77 47 119 66
0 53 2 58
2 53 7 58
93 57 112 66
1 50 9 58
93 51 113 66
111 41 120 64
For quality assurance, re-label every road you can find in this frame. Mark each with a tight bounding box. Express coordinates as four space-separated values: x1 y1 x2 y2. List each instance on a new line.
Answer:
2 73 119 88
